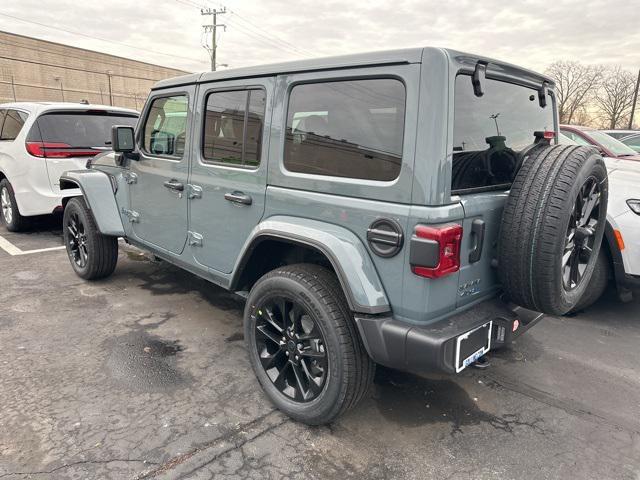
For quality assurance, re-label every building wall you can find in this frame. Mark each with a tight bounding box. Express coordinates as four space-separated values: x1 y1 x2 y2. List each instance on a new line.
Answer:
0 31 188 110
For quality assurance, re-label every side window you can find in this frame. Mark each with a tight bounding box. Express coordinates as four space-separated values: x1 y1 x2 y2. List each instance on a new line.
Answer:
0 109 28 141
284 79 406 181
202 89 266 167
142 95 188 157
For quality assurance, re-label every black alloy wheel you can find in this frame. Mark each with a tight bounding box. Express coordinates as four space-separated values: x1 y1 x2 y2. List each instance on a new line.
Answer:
254 295 328 402
563 176 601 291
67 211 88 269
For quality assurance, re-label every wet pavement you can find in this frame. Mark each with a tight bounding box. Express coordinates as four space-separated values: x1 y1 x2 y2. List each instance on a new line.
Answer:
1 221 640 479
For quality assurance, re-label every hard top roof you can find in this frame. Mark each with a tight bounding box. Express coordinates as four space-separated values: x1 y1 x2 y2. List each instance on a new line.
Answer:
152 46 553 91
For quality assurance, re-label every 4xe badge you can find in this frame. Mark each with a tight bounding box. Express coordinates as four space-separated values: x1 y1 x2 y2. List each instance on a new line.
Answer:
458 278 481 297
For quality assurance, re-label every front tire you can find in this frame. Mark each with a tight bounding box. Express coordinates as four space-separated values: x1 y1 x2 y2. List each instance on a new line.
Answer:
63 197 118 280
244 264 374 425
0 179 27 232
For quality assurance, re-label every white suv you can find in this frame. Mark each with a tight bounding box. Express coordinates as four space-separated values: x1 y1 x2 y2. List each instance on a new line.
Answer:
0 103 138 231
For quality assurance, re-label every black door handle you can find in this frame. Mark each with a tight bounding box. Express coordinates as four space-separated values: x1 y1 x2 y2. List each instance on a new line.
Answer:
469 219 485 263
224 191 252 205
163 179 184 192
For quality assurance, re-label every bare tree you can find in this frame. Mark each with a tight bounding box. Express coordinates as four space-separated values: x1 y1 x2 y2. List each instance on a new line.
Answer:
545 61 603 124
595 66 637 129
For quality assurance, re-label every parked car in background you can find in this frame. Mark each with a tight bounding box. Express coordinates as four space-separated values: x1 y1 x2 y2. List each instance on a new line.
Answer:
560 125 640 161
601 129 638 140
0 103 139 231
59 48 608 425
618 133 640 153
558 132 640 309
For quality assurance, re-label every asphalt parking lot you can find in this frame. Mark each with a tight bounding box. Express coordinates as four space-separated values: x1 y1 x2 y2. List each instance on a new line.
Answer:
1 220 640 480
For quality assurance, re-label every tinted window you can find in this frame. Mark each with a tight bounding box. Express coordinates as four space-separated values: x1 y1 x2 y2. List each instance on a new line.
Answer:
284 79 405 181
36 112 137 147
1 109 28 141
143 95 188 157
452 75 554 193
202 89 266 167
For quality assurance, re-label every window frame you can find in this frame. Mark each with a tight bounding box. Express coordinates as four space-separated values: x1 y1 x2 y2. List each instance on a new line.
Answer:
199 86 267 170
282 75 408 182
0 108 29 142
138 92 190 161
450 73 556 196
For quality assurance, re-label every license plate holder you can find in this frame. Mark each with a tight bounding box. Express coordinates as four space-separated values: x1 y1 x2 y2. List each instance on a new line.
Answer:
455 321 492 373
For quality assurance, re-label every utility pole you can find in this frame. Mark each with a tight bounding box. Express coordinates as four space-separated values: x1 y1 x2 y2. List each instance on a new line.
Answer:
201 7 226 71
628 69 640 130
106 71 114 106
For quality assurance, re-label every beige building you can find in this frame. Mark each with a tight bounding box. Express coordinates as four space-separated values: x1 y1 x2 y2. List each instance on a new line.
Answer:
0 31 188 110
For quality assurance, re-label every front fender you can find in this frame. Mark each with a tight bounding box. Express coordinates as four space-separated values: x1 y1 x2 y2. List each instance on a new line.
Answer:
232 216 390 314
60 170 124 236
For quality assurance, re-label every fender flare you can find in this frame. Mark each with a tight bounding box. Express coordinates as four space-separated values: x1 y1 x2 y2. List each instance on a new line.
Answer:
60 170 125 237
230 216 390 315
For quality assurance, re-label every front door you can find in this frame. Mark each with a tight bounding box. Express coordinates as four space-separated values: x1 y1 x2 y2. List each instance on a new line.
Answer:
129 88 194 254
188 79 273 273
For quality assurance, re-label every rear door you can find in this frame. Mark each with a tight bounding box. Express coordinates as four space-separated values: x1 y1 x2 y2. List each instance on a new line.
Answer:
188 78 273 273
452 73 555 307
30 110 138 192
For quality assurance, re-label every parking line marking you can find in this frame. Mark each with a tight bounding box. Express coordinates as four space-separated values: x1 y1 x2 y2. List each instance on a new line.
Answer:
0 235 65 256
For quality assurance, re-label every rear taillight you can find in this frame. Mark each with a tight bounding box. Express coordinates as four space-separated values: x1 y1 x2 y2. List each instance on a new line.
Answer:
410 224 463 279
25 142 99 158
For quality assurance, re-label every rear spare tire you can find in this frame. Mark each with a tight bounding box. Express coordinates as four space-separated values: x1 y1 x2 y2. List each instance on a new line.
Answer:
498 145 608 315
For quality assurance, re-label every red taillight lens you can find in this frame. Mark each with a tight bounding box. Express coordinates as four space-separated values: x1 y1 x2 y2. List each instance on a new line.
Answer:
25 142 100 158
411 224 463 279
543 130 555 140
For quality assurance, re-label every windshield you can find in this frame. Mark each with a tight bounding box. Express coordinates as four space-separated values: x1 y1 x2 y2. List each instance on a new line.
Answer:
621 134 640 152
36 112 138 148
452 75 555 193
590 130 637 156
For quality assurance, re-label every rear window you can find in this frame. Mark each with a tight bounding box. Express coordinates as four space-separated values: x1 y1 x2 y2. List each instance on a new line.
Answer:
284 79 406 181
452 75 554 193
35 112 138 148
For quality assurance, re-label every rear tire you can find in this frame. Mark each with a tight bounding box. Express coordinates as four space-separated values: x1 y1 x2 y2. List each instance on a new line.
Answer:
498 145 608 315
0 179 27 232
244 264 374 425
63 197 118 280
569 249 610 313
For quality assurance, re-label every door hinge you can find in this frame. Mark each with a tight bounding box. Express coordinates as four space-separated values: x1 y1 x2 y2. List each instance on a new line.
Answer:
121 207 140 223
123 172 138 184
188 231 203 247
187 184 203 199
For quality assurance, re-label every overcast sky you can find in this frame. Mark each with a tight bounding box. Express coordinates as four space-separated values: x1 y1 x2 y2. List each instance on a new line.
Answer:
0 0 638 74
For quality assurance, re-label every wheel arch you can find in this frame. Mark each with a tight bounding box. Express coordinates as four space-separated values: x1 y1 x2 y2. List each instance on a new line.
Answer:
60 170 124 237
230 217 390 315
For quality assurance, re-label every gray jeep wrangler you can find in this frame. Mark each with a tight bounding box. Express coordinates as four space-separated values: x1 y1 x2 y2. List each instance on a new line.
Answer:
60 47 608 425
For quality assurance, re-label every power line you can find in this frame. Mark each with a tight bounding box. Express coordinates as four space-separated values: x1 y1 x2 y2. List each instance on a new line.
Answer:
201 7 226 71
200 0 316 57
174 0 315 59
0 11 204 65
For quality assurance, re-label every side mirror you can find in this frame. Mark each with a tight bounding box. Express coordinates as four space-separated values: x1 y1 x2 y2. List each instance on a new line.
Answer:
111 125 136 154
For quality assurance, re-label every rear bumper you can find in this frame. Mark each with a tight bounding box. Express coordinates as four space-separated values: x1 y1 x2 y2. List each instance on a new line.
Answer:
355 297 543 374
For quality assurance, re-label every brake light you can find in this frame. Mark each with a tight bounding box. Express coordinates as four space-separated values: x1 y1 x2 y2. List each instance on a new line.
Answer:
411 224 463 279
25 142 99 158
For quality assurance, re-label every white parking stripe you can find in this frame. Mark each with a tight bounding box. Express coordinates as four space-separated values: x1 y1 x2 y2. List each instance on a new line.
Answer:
0 235 65 256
